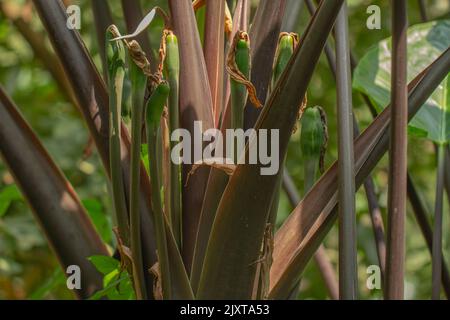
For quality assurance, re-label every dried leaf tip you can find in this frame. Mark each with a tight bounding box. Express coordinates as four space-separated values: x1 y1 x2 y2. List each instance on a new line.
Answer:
273 32 299 84
193 0 206 11
278 32 299 49
127 40 152 77
227 31 263 108
107 24 121 39
193 0 232 37
158 30 176 78
225 2 233 37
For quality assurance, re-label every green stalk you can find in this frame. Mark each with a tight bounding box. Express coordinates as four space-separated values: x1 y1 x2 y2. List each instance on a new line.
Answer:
268 33 296 225
106 26 130 246
245 33 299 300
145 81 171 299
230 34 250 131
128 53 148 300
300 107 327 194
165 32 182 249
299 106 339 300
273 33 296 86
432 145 447 299
335 2 357 299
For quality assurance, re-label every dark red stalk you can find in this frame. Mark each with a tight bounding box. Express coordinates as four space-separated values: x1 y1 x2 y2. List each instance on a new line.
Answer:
0 87 108 299
204 0 225 126
385 0 408 300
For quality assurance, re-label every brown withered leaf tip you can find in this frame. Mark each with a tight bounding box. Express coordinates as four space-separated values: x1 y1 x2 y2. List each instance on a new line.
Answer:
226 31 263 108
292 94 308 134
158 29 174 77
107 24 121 39
149 262 163 300
112 227 134 276
192 0 206 11
225 3 233 37
185 159 236 187
127 40 152 77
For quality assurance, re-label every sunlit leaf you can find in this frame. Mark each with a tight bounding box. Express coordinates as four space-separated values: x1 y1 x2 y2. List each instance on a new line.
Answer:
89 255 120 275
353 20 450 144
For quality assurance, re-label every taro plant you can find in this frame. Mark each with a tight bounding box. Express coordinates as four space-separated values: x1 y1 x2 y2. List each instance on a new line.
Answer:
0 0 449 300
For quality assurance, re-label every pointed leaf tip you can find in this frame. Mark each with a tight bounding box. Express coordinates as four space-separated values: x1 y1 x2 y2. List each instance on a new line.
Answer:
111 8 156 41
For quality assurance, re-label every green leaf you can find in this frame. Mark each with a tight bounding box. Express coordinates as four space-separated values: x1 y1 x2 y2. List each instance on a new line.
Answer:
353 20 450 144
88 255 136 300
145 81 170 126
88 255 120 275
82 199 112 244
0 184 22 217
89 270 135 300
140 143 150 175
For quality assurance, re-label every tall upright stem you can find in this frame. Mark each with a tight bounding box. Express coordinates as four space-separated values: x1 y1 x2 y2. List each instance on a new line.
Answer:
385 0 408 300
106 28 130 246
335 1 357 300
145 81 172 299
129 60 147 300
166 33 182 248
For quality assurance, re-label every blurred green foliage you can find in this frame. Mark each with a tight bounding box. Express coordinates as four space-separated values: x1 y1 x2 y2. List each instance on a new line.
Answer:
0 0 448 300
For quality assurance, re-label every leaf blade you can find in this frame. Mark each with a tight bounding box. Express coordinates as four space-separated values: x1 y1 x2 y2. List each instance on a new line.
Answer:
197 0 345 299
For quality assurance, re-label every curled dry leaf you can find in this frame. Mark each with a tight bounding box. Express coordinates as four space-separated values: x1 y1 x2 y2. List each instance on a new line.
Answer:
292 94 308 134
112 227 134 275
127 40 152 77
193 0 205 11
225 3 233 37
186 158 236 186
158 29 176 78
251 223 274 300
149 262 163 300
227 31 263 108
